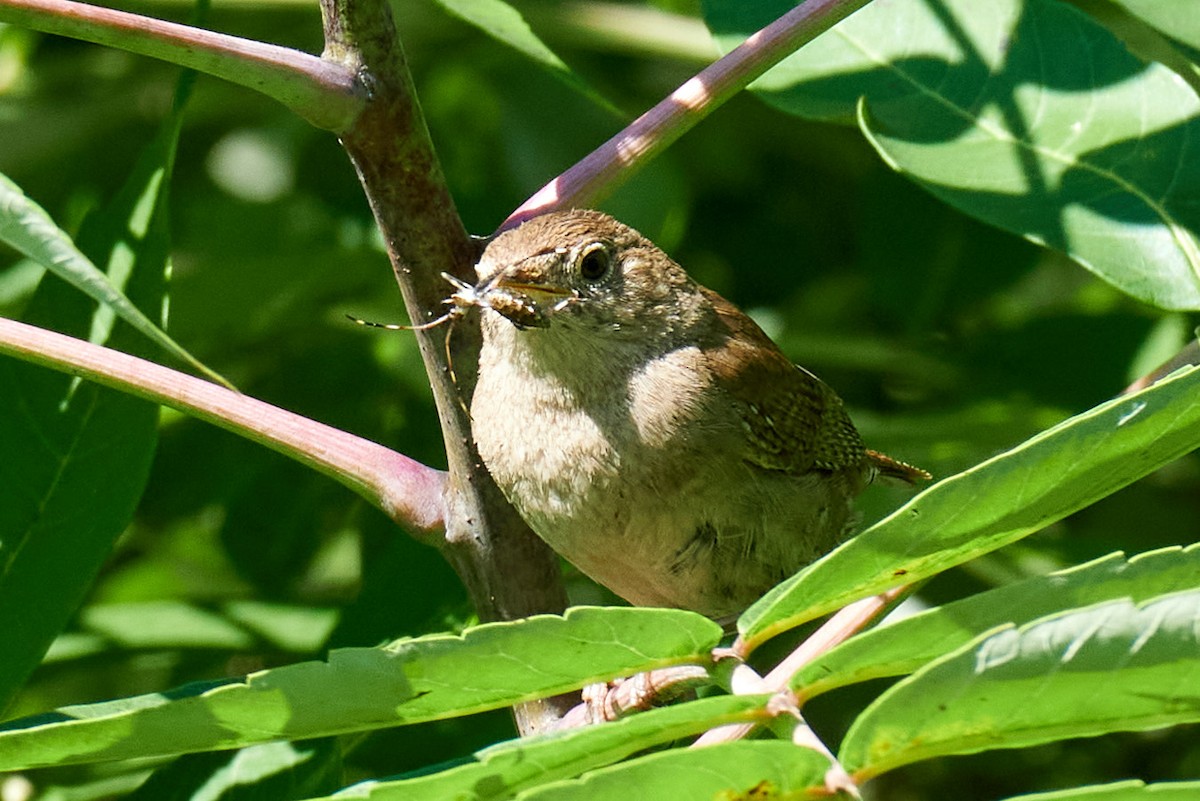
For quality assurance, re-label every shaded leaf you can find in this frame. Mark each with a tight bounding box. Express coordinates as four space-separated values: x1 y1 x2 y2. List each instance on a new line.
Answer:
0 173 226 383
433 0 619 116
128 739 342 801
78 602 258 651
0 74 194 712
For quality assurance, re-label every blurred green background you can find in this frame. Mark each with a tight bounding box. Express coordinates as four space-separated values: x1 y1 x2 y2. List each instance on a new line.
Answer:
1 0 1197 797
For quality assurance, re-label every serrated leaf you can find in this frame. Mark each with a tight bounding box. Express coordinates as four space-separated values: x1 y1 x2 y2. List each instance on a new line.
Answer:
518 740 828 801
795 545 1200 699
706 0 1200 310
0 607 720 770
840 589 1200 778
331 695 768 801
738 364 1200 648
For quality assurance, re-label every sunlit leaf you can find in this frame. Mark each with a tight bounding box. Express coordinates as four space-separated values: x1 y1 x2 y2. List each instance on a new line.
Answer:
0 607 720 770
706 0 1200 310
840 590 1200 778
519 741 828 801
739 365 1200 648
1111 1 1200 51
330 695 768 801
795 545 1200 698
999 780 1200 800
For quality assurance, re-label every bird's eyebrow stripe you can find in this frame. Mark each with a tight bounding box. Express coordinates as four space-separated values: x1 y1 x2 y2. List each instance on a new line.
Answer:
509 247 566 266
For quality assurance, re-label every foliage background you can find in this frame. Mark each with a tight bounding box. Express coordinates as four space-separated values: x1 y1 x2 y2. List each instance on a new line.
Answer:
0 0 1197 798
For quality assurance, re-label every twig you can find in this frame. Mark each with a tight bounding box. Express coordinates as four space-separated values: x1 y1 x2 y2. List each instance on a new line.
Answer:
504 0 873 226
1124 339 1200 394
698 662 861 796
697 587 908 746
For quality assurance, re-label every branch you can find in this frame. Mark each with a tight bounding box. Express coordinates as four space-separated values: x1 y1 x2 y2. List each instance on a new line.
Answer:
2 0 571 691
693 587 909 749
0 316 446 538
0 0 364 130
320 0 569 641
505 0 873 226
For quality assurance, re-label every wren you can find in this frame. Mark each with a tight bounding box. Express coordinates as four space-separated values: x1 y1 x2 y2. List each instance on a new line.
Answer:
467 209 924 620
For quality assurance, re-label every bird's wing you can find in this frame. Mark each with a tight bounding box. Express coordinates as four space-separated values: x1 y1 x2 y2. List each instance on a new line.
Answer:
699 287 865 476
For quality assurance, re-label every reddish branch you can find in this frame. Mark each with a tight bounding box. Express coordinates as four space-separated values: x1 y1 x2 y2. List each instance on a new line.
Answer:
0 317 446 537
0 0 364 130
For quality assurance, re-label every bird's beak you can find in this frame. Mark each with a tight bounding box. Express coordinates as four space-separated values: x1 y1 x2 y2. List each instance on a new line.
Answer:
491 264 572 303
474 261 573 330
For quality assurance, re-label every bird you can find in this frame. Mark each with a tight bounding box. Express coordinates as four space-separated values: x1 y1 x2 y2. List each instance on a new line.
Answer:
466 209 925 620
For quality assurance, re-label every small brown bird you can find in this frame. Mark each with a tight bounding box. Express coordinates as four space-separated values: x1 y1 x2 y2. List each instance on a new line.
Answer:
468 209 924 620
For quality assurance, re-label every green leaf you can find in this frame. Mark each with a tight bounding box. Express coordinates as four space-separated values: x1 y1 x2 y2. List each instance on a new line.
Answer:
738 364 1200 648
518 740 829 801
840 589 1200 778
0 174 227 384
432 0 620 116
0 73 197 713
78 602 258 651
1111 1 1200 51
127 739 342 801
0 607 720 770
330 695 768 801
795 544 1200 699
1000 780 1200 801
223 602 340 654
705 0 1022 123
706 0 1200 310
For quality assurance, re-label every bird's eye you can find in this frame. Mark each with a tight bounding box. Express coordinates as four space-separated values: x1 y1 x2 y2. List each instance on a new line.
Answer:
577 243 612 282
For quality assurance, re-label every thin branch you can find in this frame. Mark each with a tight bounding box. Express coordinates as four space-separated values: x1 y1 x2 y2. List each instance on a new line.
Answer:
697 587 909 747
0 316 446 538
504 0 873 227
761 585 909 689
0 0 364 130
320 0 571 734
697 662 860 796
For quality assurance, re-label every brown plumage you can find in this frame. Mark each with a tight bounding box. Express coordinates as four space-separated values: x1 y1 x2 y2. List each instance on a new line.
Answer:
468 209 925 619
